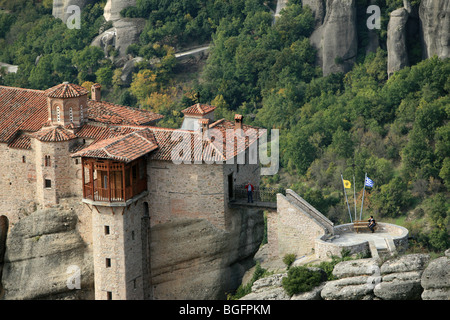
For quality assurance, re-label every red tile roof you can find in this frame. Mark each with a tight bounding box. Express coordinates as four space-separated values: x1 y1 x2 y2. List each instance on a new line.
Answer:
0 86 48 143
0 84 163 148
75 123 139 143
32 126 77 142
45 82 88 98
181 103 216 116
87 100 164 125
72 128 158 163
8 133 31 149
0 84 263 164
208 119 265 160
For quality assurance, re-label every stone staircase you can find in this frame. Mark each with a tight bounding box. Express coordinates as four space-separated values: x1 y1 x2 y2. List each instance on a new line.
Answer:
369 237 397 260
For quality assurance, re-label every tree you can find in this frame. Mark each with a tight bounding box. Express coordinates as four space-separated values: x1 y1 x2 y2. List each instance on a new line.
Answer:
95 66 113 87
72 46 104 75
129 69 158 102
371 177 412 218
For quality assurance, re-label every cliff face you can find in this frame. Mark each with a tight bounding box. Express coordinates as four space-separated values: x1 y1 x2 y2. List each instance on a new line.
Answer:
309 0 358 76
52 0 94 23
0 204 263 300
387 4 411 77
304 0 450 77
419 0 450 59
0 208 94 300
103 0 136 22
150 207 265 300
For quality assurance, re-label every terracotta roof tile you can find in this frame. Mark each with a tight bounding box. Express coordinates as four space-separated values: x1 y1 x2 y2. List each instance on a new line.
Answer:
181 103 216 116
0 86 48 143
8 133 31 149
72 128 158 163
32 126 77 142
45 82 88 98
87 100 164 125
0 84 164 149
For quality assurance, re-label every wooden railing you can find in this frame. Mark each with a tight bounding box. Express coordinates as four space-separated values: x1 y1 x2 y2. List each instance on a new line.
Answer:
83 180 146 203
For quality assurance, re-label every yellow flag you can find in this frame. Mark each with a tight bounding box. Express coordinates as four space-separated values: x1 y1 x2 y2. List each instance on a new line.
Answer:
343 180 351 188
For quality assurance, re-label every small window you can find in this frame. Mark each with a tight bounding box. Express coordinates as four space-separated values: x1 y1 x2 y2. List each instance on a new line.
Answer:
22 156 26 163
44 155 51 167
131 230 135 241
75 159 79 165
69 107 73 123
56 106 60 122
104 225 110 235
106 291 112 300
44 179 52 188
106 258 111 268
80 105 83 121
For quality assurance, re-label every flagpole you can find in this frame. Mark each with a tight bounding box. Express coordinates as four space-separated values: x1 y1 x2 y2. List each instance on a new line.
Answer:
360 172 367 221
353 174 357 222
341 174 353 223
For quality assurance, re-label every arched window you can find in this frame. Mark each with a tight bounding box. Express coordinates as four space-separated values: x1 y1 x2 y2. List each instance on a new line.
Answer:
56 106 61 122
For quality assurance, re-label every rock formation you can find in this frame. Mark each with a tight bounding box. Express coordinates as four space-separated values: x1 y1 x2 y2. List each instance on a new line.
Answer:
150 207 265 300
387 1 411 78
321 258 381 300
52 0 94 23
419 0 450 60
309 0 358 76
103 0 136 22
373 253 430 300
241 252 450 300
421 249 450 300
91 18 146 64
301 0 326 28
1 208 94 300
240 267 327 300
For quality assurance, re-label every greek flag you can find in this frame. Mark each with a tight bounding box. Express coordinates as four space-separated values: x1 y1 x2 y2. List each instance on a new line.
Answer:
365 177 374 188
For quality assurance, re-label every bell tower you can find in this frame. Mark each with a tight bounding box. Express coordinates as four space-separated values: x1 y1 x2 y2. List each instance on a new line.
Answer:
45 82 89 127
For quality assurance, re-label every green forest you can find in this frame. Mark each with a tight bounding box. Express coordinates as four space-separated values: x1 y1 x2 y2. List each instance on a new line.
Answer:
0 0 448 253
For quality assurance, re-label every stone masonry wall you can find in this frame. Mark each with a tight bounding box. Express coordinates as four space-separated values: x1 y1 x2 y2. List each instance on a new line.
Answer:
147 160 227 230
89 198 148 300
0 143 37 227
268 194 327 259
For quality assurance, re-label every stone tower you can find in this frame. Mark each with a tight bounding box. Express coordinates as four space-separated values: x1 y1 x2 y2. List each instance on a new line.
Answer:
45 82 88 128
31 82 87 208
73 131 156 299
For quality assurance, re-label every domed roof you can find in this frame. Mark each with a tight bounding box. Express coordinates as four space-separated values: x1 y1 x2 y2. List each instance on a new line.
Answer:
45 82 88 99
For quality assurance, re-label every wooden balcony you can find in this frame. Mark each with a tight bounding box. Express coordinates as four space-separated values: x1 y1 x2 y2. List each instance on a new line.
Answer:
82 158 147 205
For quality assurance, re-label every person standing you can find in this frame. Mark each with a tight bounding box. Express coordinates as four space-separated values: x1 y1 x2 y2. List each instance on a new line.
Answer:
245 182 254 203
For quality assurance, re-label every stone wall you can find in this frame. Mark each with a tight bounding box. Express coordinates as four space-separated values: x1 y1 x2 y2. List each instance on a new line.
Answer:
145 159 263 299
315 223 409 260
32 138 83 208
147 161 227 229
0 143 37 226
88 198 149 300
267 193 328 259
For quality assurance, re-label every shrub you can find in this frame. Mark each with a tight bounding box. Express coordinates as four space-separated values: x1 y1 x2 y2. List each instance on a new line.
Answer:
228 261 271 300
283 253 296 269
282 266 324 296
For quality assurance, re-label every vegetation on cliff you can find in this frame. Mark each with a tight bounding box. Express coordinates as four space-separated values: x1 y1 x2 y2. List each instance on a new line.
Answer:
0 0 448 253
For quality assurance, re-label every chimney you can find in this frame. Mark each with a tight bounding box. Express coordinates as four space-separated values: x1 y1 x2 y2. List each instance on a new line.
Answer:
91 83 102 101
234 114 243 131
198 118 210 137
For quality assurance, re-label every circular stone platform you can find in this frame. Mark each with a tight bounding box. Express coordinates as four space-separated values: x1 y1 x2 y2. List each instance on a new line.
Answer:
315 222 409 259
